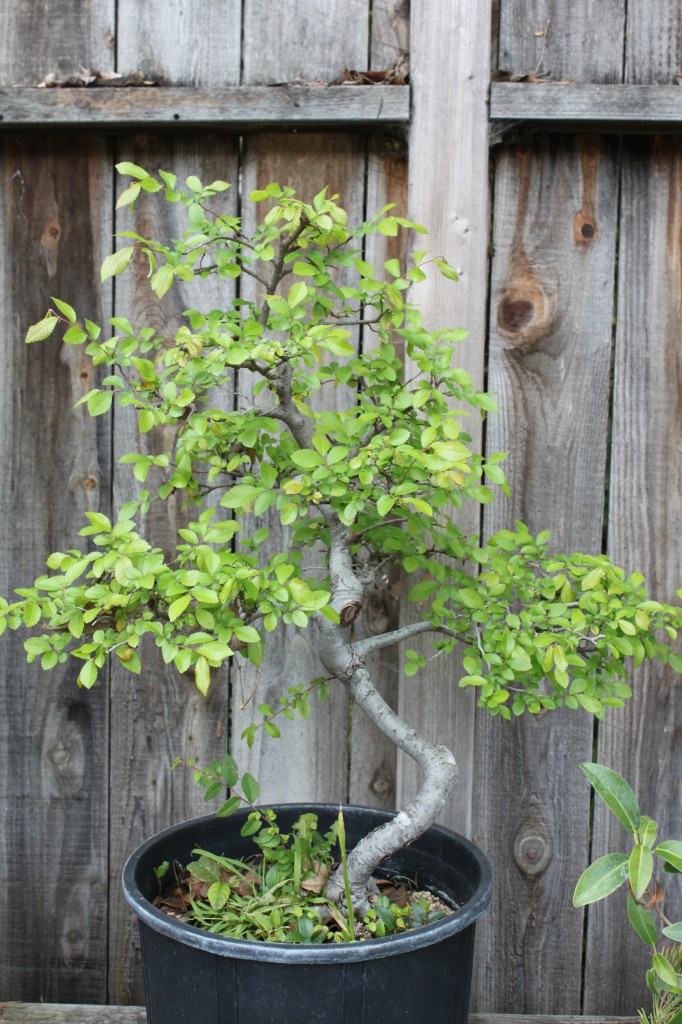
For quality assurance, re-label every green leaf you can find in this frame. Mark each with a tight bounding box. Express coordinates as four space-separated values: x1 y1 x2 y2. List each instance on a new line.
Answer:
115 182 142 209
573 853 629 906
51 297 77 323
63 325 87 345
655 840 682 872
663 922 682 942
168 595 191 621
627 895 657 945
580 762 641 835
116 161 150 180
288 281 308 307
629 844 654 899
101 246 134 282
434 257 459 281
78 660 98 689
195 656 211 696
653 952 679 988
87 390 113 416
241 773 260 804
207 881 231 910
377 494 396 516
233 625 261 644
26 315 59 344
151 264 175 298
290 449 323 469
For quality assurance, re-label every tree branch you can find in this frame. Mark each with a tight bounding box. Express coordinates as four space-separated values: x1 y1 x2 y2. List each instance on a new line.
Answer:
351 620 469 659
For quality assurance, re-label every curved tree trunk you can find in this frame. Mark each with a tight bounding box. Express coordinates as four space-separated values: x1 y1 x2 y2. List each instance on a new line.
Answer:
317 517 459 917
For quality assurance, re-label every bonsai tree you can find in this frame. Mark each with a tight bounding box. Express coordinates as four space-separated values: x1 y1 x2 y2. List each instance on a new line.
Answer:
2 167 681 918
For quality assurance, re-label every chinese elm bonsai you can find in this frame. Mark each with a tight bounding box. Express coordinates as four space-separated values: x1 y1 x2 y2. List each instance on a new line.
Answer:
2 167 681 925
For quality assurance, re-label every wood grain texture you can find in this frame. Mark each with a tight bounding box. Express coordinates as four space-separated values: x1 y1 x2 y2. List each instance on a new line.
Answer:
0 2 114 86
117 0 241 87
231 133 368 805
625 0 682 84
0 137 113 1002
497 0 625 83
349 129 409 809
0 86 410 130
473 135 620 1015
491 84 682 126
345 0 409 810
583 136 682 1016
243 0 369 84
0 1008 638 1024
398 0 492 844
106 134 239 1006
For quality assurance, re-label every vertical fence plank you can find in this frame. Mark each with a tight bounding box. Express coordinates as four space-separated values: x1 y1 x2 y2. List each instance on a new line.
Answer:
476 134 620 1013
584 2 682 1014
109 4 242 1003
232 134 366 804
231 3 369 805
498 0 625 83
243 0 369 83
399 0 492 847
0 0 115 1004
117 0 241 86
347 0 409 810
583 135 682 1016
0 136 113 1005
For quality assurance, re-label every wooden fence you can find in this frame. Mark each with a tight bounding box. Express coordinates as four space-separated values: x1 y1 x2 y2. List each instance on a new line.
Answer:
0 0 679 1014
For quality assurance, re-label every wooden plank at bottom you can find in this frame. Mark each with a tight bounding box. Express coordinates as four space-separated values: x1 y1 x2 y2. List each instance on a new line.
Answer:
0 1007 638 1024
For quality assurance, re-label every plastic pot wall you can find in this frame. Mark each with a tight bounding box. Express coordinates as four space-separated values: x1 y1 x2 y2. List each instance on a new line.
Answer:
122 804 493 1024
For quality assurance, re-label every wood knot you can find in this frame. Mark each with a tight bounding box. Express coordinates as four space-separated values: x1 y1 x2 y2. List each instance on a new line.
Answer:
339 600 363 627
513 823 553 878
497 266 553 348
574 211 599 244
370 771 394 798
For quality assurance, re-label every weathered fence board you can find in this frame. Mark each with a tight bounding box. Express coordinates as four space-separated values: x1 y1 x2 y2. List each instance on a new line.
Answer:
491 83 682 126
583 135 682 1016
0 1008 638 1024
398 0 493 848
475 133 620 1014
497 0 625 83
0 86 410 131
0 134 113 1004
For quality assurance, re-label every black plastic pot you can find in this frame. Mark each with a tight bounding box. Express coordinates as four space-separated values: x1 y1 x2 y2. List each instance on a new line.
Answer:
122 804 492 1024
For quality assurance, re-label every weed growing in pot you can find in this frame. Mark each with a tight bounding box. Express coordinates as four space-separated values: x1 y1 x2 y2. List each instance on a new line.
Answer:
2 166 682 940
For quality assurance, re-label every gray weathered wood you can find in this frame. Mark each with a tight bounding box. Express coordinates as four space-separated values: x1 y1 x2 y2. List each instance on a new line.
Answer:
349 0 410 808
491 83 682 127
400 0 492 846
117 0 241 88
230 3 370 806
243 0 369 84
232 132 368 805
0 1006 638 1024
107 135 240 1006
0 134 113 1005
475 134 621 1014
0 2 114 87
583 135 682 1016
107 7 243 1007
497 0 625 84
625 0 682 84
0 85 409 131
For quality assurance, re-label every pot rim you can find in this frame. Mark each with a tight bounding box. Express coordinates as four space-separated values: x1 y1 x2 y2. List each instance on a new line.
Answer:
122 804 493 964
